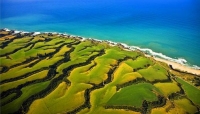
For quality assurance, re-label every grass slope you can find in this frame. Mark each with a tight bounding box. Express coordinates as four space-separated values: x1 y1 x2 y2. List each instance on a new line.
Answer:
0 30 200 114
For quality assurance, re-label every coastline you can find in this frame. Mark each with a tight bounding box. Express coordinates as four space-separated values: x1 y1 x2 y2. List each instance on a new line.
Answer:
1 28 200 76
154 57 200 76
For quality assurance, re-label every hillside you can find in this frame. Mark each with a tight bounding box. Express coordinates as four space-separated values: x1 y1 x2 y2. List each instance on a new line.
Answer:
0 29 200 114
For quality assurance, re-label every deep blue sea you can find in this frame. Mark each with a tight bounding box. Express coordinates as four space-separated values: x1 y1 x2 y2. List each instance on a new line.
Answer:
1 0 200 67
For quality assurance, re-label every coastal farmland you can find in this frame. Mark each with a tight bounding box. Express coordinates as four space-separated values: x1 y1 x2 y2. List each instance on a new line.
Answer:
0 29 200 114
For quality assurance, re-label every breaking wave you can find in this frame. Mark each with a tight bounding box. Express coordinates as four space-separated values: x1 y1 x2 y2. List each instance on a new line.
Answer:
4 28 200 70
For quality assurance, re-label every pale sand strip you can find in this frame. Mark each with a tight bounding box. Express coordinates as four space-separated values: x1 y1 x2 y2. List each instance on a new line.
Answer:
154 57 200 76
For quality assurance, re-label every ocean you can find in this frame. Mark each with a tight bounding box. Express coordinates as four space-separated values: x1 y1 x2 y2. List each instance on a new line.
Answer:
1 0 200 68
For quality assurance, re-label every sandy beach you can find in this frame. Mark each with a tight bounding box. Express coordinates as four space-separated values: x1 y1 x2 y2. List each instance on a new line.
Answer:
154 57 200 76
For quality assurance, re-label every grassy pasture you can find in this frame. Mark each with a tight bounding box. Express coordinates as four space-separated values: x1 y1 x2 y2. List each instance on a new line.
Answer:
0 57 63 81
0 35 16 41
83 107 140 114
138 64 168 82
0 59 38 81
9 36 73 60
89 85 117 113
0 37 32 56
28 82 92 114
68 61 96 83
125 56 153 69
32 38 64 49
0 70 48 92
176 77 200 106
1 81 50 114
154 82 180 97
0 93 17 105
106 83 160 108
1 31 200 114
174 98 197 113
53 45 70 57
112 62 143 85
151 101 173 114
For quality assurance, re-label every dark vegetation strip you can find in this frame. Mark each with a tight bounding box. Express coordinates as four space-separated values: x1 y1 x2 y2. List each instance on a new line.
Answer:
0 66 9 74
0 40 78 75
132 63 151 72
117 67 172 91
0 68 57 106
87 62 97 72
24 38 52 52
0 33 8 38
0 38 55 73
0 41 78 84
0 42 33 57
0 67 49 85
14 40 78 68
0 56 39 74
147 96 166 113
108 67 172 113
79 62 97 74
34 44 52 49
168 80 185 100
170 78 200 112
67 57 133 114
0 36 52 65
0 32 26 49
48 41 80 59
116 78 146 91
26 59 43 68
1 89 21 106
0 42 79 106
68 56 150 113
105 95 166 114
15 49 105 114
0 41 79 87
105 105 141 113
34 40 65 49
115 79 168 113
162 70 200 112
0 40 15 49
0 38 52 73
77 46 93 52
55 41 65 45
24 44 34 52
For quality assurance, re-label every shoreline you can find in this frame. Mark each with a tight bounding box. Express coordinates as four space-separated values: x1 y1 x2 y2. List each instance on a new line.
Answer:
154 57 200 76
1 28 200 76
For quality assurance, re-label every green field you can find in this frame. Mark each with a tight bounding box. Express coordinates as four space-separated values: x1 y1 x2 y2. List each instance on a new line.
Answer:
106 83 160 107
154 81 180 97
0 30 200 114
176 77 200 106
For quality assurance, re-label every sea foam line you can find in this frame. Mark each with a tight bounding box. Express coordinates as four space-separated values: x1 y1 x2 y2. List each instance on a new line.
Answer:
3 28 200 70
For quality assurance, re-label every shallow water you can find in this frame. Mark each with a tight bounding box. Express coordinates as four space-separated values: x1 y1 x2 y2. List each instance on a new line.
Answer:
1 0 200 67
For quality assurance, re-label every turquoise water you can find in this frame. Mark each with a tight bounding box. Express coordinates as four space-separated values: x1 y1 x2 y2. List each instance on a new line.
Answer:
1 0 200 67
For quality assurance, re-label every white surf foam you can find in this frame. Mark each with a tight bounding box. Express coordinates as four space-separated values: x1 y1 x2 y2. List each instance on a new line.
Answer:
14 30 21 34
3 28 10 31
4 28 200 70
33 32 41 36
